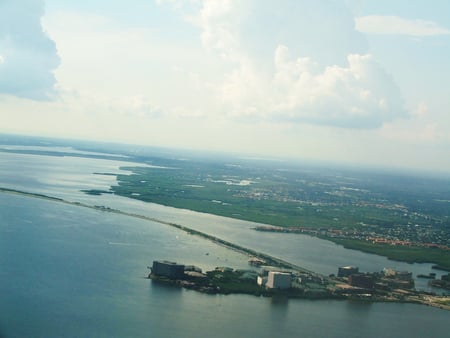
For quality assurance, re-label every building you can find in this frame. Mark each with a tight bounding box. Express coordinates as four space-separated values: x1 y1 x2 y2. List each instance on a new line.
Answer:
184 265 202 273
152 260 185 279
383 268 412 278
382 268 414 289
348 273 374 290
266 271 291 289
394 271 413 281
338 266 359 278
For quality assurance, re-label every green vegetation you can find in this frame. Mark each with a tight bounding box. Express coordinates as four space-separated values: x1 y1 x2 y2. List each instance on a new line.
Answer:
326 237 450 270
205 269 267 295
110 165 443 230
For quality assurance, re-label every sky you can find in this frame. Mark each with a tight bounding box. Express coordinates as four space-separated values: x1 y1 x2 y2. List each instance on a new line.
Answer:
0 0 449 173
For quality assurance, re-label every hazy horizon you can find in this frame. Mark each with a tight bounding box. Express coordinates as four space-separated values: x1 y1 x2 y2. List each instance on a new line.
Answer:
2 132 450 180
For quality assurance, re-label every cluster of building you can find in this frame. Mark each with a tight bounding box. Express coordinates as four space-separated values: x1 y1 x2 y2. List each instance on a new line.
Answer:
151 260 298 291
148 259 450 312
149 260 423 300
255 222 450 251
429 273 450 290
256 266 329 294
337 266 414 291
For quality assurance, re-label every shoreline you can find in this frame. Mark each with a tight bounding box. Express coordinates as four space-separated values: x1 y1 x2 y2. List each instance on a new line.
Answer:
0 187 313 274
147 268 450 311
2 187 450 311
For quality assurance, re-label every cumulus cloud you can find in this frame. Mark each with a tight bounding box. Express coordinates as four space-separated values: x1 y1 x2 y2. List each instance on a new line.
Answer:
187 0 406 129
356 16 450 37
0 0 60 100
220 47 405 128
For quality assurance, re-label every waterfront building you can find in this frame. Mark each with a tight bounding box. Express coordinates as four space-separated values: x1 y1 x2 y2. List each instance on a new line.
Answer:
382 268 414 289
152 260 185 279
394 271 413 281
266 271 291 289
348 273 375 289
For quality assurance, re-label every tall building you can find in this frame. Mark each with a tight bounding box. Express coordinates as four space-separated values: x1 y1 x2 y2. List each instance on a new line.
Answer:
266 271 291 289
152 260 185 279
348 273 374 289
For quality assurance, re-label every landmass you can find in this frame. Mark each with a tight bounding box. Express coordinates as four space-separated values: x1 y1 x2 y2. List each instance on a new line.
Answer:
148 260 450 311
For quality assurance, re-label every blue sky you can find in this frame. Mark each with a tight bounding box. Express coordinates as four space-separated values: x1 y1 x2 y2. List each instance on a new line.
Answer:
0 0 449 173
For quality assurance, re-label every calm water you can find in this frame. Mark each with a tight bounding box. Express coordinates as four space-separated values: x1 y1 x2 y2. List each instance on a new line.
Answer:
1 150 449 337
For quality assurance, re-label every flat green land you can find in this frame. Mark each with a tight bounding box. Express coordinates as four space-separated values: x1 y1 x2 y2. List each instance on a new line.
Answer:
110 166 449 230
205 269 269 295
326 237 450 270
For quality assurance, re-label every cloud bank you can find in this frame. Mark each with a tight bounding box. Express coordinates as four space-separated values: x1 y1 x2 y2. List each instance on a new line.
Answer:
0 0 60 100
220 47 405 128
190 0 406 129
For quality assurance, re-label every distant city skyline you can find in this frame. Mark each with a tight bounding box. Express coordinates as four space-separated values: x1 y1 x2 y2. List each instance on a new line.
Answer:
1 0 449 173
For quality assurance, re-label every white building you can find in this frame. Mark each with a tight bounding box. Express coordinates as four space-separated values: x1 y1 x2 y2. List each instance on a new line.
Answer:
266 271 291 289
257 275 268 286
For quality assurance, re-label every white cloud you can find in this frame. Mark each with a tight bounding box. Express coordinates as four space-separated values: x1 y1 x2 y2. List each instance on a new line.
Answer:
192 0 367 66
184 1 406 128
220 47 406 128
0 0 60 100
356 15 450 37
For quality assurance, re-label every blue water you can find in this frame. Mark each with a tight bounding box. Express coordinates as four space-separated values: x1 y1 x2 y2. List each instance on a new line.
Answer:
1 194 449 338
1 149 450 337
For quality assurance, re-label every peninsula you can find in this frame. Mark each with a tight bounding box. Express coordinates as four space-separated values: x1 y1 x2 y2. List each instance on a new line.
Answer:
148 260 450 311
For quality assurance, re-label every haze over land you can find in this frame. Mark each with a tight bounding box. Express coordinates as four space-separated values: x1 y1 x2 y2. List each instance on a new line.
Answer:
1 0 449 173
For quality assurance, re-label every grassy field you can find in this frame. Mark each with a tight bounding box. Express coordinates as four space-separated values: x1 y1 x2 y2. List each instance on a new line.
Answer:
110 166 424 230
